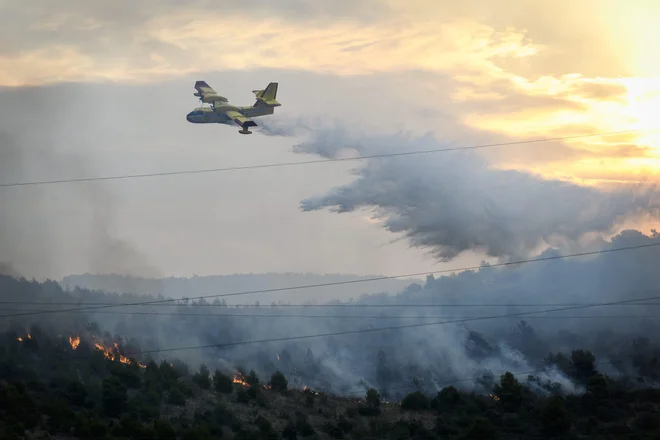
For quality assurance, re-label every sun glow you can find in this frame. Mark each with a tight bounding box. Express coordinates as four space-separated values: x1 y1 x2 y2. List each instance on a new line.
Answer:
619 77 660 152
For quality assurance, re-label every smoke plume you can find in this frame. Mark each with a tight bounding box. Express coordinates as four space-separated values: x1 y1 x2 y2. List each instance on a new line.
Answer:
296 129 660 261
0 85 160 281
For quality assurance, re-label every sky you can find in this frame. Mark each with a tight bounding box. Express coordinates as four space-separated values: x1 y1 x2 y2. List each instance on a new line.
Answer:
1 0 660 281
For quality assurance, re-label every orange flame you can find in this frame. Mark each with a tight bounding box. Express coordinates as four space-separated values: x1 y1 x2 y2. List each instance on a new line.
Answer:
92 339 145 368
69 336 81 350
17 333 32 342
232 372 250 387
489 393 501 401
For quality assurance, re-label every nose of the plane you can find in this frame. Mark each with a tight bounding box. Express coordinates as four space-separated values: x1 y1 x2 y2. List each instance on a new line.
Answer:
186 113 192 122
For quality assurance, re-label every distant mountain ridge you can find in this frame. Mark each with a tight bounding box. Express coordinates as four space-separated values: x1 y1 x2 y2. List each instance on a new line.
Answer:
59 272 421 304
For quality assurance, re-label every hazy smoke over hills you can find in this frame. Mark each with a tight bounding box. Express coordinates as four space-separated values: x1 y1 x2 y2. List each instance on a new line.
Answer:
7 229 660 399
60 273 420 305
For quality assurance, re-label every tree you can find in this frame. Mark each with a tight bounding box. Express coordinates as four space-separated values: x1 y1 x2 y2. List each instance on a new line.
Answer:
110 362 142 389
492 372 527 412
366 388 381 408
571 350 596 382
269 371 288 392
64 380 88 406
213 369 234 394
540 396 571 436
193 364 212 389
102 376 128 417
401 391 430 411
245 370 260 386
431 386 461 413
167 387 186 405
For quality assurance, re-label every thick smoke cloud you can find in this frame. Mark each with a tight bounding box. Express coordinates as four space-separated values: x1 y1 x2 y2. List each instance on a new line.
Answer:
296 130 660 261
23 120 657 400
36 229 659 400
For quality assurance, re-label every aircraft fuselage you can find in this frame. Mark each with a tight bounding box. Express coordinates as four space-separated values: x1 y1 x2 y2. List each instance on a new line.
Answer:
186 107 232 124
186 104 275 125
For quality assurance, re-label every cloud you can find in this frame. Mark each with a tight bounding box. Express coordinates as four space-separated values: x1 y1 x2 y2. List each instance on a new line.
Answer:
3 0 658 180
1 1 539 85
563 81 629 102
296 129 660 261
4 0 656 84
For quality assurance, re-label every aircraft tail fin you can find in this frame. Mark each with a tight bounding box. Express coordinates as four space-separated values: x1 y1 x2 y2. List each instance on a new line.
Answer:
252 82 280 107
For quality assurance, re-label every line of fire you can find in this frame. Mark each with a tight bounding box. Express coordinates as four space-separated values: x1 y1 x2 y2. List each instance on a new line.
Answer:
14 332 325 397
16 331 146 368
14 332 500 404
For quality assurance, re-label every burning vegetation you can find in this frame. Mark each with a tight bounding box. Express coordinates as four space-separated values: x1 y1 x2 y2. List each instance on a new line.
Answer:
16 333 32 342
232 371 250 387
67 334 145 368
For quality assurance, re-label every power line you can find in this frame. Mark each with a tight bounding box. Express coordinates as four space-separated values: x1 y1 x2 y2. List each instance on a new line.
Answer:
5 308 660 320
124 294 660 356
3 301 660 308
0 129 640 188
2 240 658 318
33 296 660 363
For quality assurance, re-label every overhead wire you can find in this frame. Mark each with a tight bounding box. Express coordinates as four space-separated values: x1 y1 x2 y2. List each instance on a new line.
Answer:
3 301 660 308
0 128 641 188
1 240 659 317
4 307 660 320
117 294 660 356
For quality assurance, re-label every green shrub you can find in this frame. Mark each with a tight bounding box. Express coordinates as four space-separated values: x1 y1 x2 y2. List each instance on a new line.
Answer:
213 370 234 394
269 371 288 391
401 391 430 411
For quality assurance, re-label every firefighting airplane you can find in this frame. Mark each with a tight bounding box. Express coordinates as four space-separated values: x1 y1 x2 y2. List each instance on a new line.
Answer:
186 80 281 134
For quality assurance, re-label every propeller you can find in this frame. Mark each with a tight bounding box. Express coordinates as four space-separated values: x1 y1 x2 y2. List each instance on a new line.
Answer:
193 92 204 107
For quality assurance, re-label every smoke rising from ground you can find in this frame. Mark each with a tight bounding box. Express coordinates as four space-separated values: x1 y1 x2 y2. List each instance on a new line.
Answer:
295 129 660 261
16 229 655 399
88 118 659 396
0 85 160 281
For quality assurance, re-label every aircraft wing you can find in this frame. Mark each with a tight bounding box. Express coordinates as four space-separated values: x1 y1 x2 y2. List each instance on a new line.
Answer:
224 110 257 130
194 80 227 104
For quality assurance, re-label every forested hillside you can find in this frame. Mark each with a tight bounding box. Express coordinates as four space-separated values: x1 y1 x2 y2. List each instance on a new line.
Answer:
3 322 660 439
3 265 660 439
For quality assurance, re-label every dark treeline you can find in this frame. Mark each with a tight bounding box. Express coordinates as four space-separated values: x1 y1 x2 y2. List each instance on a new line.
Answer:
2 322 660 439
